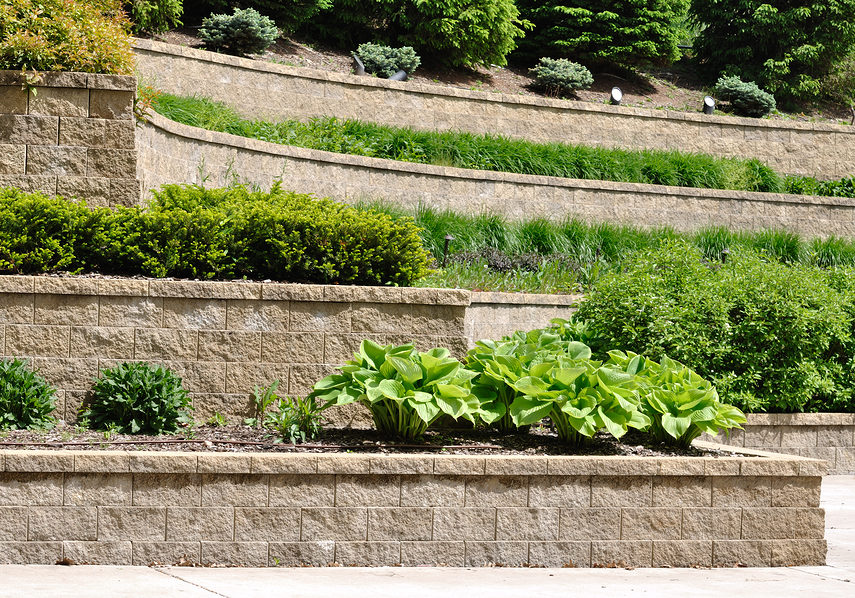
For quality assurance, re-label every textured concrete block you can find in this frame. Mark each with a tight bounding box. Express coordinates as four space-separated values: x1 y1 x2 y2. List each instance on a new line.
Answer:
301 508 367 541
167 507 234 541
433 508 496 541
201 542 268 567
0 85 27 114
30 357 98 391
485 456 547 476
367 507 432 541
712 476 771 507
681 508 742 540
201 474 269 506
464 541 528 567
559 508 621 541
197 330 261 362
59 117 135 148
465 476 527 507
620 508 682 540
56 175 110 203
289 364 338 397
197 454 253 475
0 115 58 145
129 453 197 473
0 473 63 506
351 303 464 336
370 456 434 475
290 301 351 332
0 144 25 174
261 332 325 363
225 300 290 331
26 146 87 176
162 298 226 330
98 296 162 327
335 475 401 507
317 455 371 475
335 541 401 566
771 539 827 566
4 324 69 357
652 540 713 567
434 456 485 476
69 327 135 359
98 507 166 541
3 452 73 473
234 508 301 541
401 541 465 566
63 541 132 565
64 473 132 506
133 474 202 506
652 476 711 507
87 148 136 178
269 474 334 507
741 508 825 539
496 508 559 540
713 540 772 567
133 328 198 360
772 476 822 507
400 475 465 507
591 541 653 568
528 476 590 507
0 507 28 541
133 542 202 566
89 89 133 120
252 455 317 475
224 362 290 394
162 361 225 393
268 541 335 566
0 292 33 324
0 542 62 564
528 541 591 568
29 87 89 117
591 476 652 507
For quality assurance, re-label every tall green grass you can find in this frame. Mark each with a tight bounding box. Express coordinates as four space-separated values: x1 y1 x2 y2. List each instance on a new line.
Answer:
152 92 785 193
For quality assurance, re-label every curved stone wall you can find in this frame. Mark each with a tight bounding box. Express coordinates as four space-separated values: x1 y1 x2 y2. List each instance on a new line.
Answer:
133 38 855 180
137 113 855 238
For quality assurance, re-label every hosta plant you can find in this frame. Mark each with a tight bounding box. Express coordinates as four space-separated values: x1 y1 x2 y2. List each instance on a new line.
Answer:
608 350 746 448
508 357 651 446
0 358 56 430
309 340 486 440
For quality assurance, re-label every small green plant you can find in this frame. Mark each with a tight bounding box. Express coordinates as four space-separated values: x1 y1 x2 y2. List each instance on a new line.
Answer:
206 412 228 427
310 340 486 440
264 395 326 444
715 76 776 118
83 362 192 434
199 7 279 56
528 57 593 97
0 358 57 430
356 43 421 78
245 381 280 427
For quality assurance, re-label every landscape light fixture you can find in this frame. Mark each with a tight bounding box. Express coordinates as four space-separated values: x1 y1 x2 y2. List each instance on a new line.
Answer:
351 54 366 76
703 95 715 115
388 70 408 81
442 234 455 267
610 87 623 105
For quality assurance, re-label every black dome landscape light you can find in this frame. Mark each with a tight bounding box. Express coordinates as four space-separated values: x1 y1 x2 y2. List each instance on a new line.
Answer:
703 95 716 115
610 87 623 105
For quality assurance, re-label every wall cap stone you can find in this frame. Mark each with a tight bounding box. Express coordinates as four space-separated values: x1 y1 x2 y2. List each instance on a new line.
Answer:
745 413 855 426
0 70 135 90
469 292 581 307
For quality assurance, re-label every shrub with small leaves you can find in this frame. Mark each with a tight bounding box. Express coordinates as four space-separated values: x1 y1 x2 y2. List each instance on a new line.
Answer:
528 57 593 97
715 76 776 118
199 7 279 56
0 359 57 430
124 0 183 35
356 43 421 78
83 362 192 434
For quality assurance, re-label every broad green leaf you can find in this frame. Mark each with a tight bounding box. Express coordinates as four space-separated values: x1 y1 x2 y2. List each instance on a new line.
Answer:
662 413 692 439
387 356 423 386
360 339 387 369
509 396 553 427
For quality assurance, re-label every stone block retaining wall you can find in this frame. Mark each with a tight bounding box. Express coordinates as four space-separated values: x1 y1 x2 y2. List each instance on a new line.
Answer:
0 450 827 567
136 113 855 238
0 71 139 206
705 414 855 475
0 276 577 426
134 38 855 180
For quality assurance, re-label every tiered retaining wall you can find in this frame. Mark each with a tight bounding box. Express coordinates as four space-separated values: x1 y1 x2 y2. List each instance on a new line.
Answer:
134 38 855 180
136 113 855 238
0 71 139 206
0 276 577 425
0 449 827 567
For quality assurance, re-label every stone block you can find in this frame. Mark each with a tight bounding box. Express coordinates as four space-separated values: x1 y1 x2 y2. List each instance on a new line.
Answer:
289 364 338 397
713 540 772 567
652 476 712 507
0 174 56 195
33 278 98 296
837 447 855 473
301 508 368 541
496 507 559 540
591 541 653 568
711 476 771 507
528 541 591 568
197 454 253 475
201 474 269 506
234 507 301 541
433 508 496 541
98 296 162 327
703 458 742 476
0 114 57 145
335 541 401 566
591 476 652 507
770 539 827 566
133 473 202 506
0 277 34 293
268 541 335 566
400 475 465 507
98 507 167 541
0 293 34 324
29 87 89 117
433 456 485 476
370 456 434 475
64 473 132 506
133 328 198 360
166 507 234 542
772 476 822 507
680 508 742 540
324 333 383 364
351 303 464 336
129 453 197 474
87 148 136 178
0 144 25 174
620 508 682 540
59 117 135 148
317 455 371 475
465 476 527 507
162 361 226 393
401 541 465 566
0 542 62 564
56 176 110 203
162 298 226 330
817 426 855 447
261 332 325 363
3 452 73 473
485 456 548 476
0 507 28 541
63 541 132 565
367 507 432 541
335 475 401 507
108 177 140 206
29 357 97 390
133 542 202 566
652 541 713 567
0 473 63 506
0 85 27 114
464 541 528 567
290 301 350 332
88 74 136 92
69 326 135 359
528 476 590 507
197 330 261 362
740 459 800 476
26 146 87 176
89 89 134 120
201 542 268 567
558 508 621 541
252 455 317 475
269 474 335 506
741 507 824 539
225 300 290 331
224 362 290 394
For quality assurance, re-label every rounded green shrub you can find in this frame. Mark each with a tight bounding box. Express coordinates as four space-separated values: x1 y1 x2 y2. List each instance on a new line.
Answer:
714 76 776 118
124 0 183 34
528 57 593 97
83 362 192 434
0 359 57 430
184 1 332 33
356 43 421 78
200 7 279 56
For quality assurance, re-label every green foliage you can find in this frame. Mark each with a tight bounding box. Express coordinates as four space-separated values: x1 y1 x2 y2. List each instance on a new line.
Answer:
245 381 280 427
714 76 776 118
305 0 530 68
264 395 326 443
785 175 855 199
515 0 690 67
608 351 746 447
0 359 57 431
200 7 279 56
309 340 485 440
575 241 855 413
84 362 192 435
187 1 332 33
691 0 855 103
0 185 432 286
356 43 421 78
154 92 785 194
0 0 133 74
124 0 183 34
528 58 593 97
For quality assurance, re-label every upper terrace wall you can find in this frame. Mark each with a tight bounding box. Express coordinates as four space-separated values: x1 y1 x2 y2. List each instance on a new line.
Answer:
133 39 855 180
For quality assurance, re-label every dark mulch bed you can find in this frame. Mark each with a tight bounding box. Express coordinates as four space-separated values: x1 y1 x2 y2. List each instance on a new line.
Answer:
0 423 738 457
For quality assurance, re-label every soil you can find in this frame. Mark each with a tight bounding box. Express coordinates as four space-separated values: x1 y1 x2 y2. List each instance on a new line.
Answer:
0 423 741 458
149 28 855 124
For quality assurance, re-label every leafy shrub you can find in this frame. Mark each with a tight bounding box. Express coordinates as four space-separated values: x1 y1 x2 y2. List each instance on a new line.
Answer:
200 7 278 56
575 241 855 413
529 57 593 97
124 0 182 34
785 175 855 199
714 76 776 118
515 0 689 67
264 395 326 443
0 359 57 430
356 43 420 78
83 362 192 434
184 1 332 33
0 0 133 74
310 340 485 440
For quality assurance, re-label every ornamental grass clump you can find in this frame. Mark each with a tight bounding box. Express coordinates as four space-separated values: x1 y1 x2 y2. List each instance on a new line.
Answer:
0 358 57 430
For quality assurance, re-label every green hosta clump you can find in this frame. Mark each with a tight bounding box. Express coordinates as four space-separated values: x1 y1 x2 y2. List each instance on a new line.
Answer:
0 358 57 430
466 329 592 432
83 362 192 434
508 357 651 446
609 351 746 448
309 340 486 440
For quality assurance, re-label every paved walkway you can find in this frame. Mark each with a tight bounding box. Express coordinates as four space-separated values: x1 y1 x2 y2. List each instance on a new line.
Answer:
2 476 853 598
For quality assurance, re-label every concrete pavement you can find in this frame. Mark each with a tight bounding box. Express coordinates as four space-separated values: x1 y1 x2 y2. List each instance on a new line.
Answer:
2 476 852 598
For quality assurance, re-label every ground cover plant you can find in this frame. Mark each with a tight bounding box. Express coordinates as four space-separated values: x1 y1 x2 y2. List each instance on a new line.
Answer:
0 359 57 431
152 92 785 193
